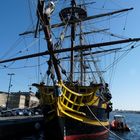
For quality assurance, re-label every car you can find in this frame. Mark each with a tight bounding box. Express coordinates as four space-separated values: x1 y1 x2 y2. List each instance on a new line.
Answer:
15 109 24 116
1 110 13 117
33 108 42 115
23 109 32 116
10 110 17 116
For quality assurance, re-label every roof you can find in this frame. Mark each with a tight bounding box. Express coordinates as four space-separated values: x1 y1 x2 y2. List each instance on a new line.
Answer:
114 115 125 118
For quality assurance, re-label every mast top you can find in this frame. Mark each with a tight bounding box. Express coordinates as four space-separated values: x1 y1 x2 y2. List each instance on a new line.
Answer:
59 6 87 23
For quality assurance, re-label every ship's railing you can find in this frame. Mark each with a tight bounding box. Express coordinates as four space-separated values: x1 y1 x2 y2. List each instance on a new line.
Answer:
36 86 56 112
57 81 99 117
41 92 55 105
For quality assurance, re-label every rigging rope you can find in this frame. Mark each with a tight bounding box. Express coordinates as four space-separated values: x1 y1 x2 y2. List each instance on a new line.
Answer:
109 51 117 86
104 43 135 71
86 105 124 140
89 49 105 83
83 12 130 32
0 38 22 60
28 0 35 29
0 62 46 70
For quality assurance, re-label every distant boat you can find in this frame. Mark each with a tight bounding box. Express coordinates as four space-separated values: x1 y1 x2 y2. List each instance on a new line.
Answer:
110 115 130 132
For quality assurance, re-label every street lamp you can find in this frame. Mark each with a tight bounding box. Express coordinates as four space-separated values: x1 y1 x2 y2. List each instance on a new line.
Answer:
6 73 15 109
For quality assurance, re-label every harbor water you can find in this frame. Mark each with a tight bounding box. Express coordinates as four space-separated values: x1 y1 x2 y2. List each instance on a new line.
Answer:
7 112 140 140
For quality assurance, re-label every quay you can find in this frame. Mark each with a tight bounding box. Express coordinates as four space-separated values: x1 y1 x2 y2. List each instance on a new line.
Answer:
0 115 44 139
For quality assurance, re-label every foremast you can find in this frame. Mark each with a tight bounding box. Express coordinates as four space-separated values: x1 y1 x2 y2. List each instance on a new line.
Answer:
36 0 62 82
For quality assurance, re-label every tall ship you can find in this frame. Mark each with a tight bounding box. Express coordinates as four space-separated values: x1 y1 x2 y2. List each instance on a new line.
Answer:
0 0 140 139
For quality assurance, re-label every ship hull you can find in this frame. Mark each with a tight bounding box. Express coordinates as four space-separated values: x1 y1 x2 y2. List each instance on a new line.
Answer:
63 117 109 140
44 116 109 140
41 84 110 140
44 116 64 140
64 131 108 140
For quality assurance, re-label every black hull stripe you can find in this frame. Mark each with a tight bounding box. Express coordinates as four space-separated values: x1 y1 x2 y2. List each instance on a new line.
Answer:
64 130 109 140
63 117 109 135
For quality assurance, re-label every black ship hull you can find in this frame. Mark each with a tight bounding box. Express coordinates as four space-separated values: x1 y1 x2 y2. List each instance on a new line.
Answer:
44 116 109 140
63 117 109 140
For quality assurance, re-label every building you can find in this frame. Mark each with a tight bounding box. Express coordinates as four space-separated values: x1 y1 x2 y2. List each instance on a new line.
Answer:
0 91 39 109
25 93 40 108
0 92 7 108
8 94 25 109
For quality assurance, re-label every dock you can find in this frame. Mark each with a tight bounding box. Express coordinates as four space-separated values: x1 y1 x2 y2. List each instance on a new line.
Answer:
0 115 44 139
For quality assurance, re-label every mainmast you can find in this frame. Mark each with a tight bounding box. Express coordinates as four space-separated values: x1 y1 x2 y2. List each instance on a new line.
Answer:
79 23 84 85
70 0 76 82
59 0 88 82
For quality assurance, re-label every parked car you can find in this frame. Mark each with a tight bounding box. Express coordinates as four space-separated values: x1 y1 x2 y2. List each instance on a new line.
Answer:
15 109 24 116
34 108 42 115
29 108 42 115
1 110 13 117
10 110 17 116
23 109 32 116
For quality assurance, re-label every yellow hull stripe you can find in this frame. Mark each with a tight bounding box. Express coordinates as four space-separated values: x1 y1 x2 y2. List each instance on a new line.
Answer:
58 100 109 126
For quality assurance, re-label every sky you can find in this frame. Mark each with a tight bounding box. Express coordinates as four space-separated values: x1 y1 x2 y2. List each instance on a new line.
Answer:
0 0 140 111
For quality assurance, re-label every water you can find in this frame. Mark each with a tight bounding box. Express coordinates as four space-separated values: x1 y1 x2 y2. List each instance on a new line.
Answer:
10 112 140 140
109 112 140 140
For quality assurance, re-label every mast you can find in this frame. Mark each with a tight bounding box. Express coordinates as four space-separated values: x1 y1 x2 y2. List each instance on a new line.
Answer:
37 0 62 81
79 23 83 85
70 0 76 82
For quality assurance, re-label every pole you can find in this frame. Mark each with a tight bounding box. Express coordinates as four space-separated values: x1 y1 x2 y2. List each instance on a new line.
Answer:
70 0 76 82
6 73 15 109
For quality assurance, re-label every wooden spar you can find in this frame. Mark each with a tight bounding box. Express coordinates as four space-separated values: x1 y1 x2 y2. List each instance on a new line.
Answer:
0 51 48 63
61 38 140 53
37 0 61 81
77 1 96 7
34 18 40 38
0 38 140 64
64 29 109 39
64 71 106 73
70 0 76 82
60 47 122 60
79 23 83 85
19 8 133 36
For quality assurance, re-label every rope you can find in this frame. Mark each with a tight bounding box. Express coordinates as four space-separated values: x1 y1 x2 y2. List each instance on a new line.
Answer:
89 49 105 83
86 105 124 140
104 45 132 71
